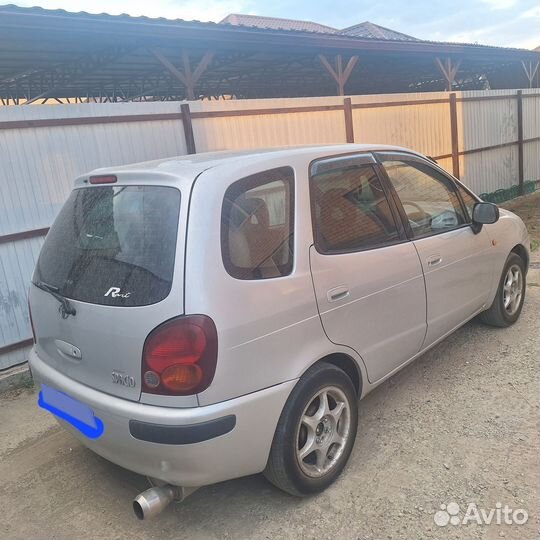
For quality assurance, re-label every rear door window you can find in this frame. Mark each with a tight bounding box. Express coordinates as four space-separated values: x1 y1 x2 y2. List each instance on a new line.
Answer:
33 185 181 306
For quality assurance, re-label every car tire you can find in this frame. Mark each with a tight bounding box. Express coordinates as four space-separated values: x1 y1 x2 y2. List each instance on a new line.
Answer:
479 252 526 328
264 362 358 496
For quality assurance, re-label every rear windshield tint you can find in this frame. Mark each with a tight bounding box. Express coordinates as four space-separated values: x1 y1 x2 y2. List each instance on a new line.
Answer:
34 185 181 307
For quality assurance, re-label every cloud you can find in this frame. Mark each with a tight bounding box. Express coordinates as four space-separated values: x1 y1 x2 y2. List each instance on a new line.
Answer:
479 0 518 9
521 5 540 18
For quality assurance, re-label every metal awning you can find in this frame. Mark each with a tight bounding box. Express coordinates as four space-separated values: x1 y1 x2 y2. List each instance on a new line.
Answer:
0 4 538 103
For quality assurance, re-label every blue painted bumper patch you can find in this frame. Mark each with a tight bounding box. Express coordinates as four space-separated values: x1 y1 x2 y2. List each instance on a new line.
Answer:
38 384 104 439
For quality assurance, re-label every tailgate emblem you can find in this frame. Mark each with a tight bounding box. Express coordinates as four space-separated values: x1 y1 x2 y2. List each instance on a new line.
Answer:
104 287 132 298
112 371 136 387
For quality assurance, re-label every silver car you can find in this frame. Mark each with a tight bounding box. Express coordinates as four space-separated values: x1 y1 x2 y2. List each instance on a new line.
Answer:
28 145 529 518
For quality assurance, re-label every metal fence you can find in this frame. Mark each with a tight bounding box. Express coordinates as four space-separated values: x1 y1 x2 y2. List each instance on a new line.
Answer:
1 89 539 369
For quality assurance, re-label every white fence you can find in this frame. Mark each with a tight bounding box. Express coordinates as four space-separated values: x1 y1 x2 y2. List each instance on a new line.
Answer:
1 89 539 369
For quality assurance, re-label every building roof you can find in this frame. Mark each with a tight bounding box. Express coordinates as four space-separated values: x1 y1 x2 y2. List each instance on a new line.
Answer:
220 13 337 34
220 14 420 42
341 21 418 41
0 4 537 102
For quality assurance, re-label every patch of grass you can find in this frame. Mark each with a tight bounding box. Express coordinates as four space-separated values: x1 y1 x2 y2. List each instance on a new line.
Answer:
530 239 539 252
20 376 35 389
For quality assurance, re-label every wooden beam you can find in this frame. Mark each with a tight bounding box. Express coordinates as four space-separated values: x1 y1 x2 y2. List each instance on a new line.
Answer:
343 97 354 143
449 92 460 178
318 54 359 96
0 112 183 130
180 49 194 99
517 89 524 194
318 54 340 84
151 48 214 100
181 103 196 154
0 227 49 245
342 56 359 84
336 55 343 95
151 48 188 86
435 57 461 91
0 338 34 356
192 52 215 85
521 60 539 89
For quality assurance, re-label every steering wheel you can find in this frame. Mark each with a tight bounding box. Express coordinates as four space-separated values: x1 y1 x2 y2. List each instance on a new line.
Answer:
401 201 430 229
401 201 424 216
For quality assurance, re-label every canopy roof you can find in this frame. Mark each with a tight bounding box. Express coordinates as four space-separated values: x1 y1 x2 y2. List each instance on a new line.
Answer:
0 4 538 103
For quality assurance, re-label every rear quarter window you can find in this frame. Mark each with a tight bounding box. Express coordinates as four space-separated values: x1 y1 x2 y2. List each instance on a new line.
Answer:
34 185 181 306
221 167 294 280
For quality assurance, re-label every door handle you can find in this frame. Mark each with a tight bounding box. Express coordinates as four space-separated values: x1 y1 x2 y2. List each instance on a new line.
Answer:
55 339 82 360
426 254 442 267
327 286 350 302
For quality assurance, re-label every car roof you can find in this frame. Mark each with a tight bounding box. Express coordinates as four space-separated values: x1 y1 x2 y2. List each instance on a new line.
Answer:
83 144 421 178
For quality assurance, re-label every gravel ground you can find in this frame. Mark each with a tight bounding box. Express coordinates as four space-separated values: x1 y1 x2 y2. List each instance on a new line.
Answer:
1 200 538 540
501 192 540 252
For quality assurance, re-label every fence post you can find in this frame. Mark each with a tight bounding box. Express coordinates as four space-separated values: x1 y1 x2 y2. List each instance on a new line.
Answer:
449 92 460 179
343 97 354 143
181 103 197 154
517 90 524 195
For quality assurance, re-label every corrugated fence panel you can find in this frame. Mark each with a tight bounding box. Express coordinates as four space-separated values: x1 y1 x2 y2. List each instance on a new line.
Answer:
524 140 540 183
523 89 540 142
0 235 43 369
0 102 187 236
523 90 540 183
350 92 451 163
191 96 346 151
0 345 31 371
458 146 519 194
459 90 517 151
458 90 517 193
1 90 539 370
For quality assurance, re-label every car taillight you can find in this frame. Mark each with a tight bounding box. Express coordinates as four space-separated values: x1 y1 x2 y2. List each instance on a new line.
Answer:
89 174 117 184
142 315 218 396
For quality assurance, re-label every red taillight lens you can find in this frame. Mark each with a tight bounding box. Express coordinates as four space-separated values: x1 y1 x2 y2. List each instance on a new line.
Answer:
89 175 117 184
142 315 218 396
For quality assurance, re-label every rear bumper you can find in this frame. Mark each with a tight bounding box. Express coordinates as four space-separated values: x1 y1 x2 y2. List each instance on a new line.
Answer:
29 347 295 487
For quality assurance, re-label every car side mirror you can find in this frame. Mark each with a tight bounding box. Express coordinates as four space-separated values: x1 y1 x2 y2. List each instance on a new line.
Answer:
471 202 499 233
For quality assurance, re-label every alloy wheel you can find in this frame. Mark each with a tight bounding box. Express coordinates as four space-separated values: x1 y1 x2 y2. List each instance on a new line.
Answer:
295 386 351 478
503 264 523 316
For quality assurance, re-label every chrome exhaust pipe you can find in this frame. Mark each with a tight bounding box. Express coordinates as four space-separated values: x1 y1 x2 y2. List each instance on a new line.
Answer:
133 484 197 520
133 486 176 520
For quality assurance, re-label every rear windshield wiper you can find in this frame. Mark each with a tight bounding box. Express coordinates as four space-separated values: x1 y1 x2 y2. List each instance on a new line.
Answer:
34 280 77 318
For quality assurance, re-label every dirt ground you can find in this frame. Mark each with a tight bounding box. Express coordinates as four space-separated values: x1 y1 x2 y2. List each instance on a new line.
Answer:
501 191 540 253
1 198 538 540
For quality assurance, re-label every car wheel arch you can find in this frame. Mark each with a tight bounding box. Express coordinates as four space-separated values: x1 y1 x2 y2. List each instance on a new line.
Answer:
299 352 363 398
511 243 529 272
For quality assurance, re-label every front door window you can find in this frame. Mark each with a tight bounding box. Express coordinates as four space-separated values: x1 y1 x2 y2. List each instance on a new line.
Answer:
382 159 466 238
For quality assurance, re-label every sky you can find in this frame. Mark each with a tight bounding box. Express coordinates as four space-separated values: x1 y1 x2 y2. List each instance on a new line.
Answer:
11 0 540 49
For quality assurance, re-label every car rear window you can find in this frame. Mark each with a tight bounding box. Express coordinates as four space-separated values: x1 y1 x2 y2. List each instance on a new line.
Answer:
33 185 181 307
